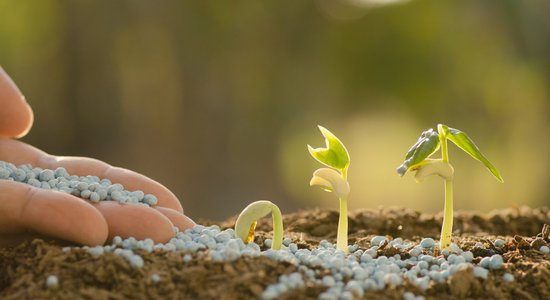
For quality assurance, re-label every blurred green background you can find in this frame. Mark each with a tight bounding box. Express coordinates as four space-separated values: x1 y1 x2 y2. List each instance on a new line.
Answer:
1 0 549 221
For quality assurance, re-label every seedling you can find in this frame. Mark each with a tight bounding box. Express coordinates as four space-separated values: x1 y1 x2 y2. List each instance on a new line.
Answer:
397 124 503 250
235 200 283 250
308 126 351 253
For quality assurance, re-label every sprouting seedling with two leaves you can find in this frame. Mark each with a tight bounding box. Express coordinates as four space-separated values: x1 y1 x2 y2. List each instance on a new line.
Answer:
308 126 351 254
397 124 503 250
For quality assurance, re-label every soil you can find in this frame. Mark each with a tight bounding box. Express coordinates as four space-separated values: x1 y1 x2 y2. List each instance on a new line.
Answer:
1 206 549 300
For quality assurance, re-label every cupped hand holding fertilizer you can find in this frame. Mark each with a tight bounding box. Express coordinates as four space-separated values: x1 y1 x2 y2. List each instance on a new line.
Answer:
0 67 195 247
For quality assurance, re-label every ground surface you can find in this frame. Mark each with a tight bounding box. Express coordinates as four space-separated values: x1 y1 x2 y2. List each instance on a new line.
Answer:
1 206 549 299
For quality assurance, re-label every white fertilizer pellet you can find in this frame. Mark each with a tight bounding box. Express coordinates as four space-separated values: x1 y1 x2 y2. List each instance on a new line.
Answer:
0 160 158 206
46 275 59 289
502 273 514 282
151 274 161 283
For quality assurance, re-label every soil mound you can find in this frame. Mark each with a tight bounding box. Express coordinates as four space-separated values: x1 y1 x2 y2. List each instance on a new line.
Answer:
1 206 549 299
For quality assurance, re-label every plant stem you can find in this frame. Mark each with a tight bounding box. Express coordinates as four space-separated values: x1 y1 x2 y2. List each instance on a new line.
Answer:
440 179 453 249
438 126 453 250
337 166 349 254
270 203 283 250
337 197 349 254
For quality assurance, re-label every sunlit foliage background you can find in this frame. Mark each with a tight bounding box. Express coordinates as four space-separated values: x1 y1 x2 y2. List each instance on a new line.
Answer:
1 0 549 220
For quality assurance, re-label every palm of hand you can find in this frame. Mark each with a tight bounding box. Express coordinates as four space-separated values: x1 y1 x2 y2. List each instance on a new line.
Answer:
0 67 194 246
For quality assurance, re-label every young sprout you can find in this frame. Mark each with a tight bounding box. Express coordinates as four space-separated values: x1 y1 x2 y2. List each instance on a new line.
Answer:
397 124 503 250
308 126 351 253
235 200 283 250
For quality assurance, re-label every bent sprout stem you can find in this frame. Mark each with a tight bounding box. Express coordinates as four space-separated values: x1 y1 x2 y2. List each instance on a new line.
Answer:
270 204 284 250
235 200 283 250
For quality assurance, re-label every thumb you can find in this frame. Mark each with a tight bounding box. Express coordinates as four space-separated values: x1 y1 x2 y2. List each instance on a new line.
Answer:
0 67 34 139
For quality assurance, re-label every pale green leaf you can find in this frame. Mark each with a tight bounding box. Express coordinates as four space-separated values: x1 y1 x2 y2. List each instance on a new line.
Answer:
308 126 350 172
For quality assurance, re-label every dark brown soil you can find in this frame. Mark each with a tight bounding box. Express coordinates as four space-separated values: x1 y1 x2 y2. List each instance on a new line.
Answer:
1 206 549 299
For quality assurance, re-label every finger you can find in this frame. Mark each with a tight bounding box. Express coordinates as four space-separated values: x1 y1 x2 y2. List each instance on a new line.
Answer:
0 138 184 213
0 181 108 246
93 201 174 243
0 67 34 138
155 207 195 231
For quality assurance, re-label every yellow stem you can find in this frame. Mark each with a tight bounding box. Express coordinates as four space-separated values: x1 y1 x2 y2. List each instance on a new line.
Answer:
271 204 283 250
440 179 453 249
337 197 349 254
438 124 453 250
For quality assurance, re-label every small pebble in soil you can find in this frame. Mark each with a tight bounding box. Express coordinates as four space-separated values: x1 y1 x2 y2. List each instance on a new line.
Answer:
408 247 421 257
87 246 105 257
488 254 504 270
419 238 435 249
479 257 491 269
183 254 192 263
473 267 489 279
262 272 305 300
46 275 59 289
150 274 161 283
502 273 514 282
371 236 386 247
128 254 145 269
282 237 292 247
450 243 462 254
494 239 505 247
364 248 378 258
403 292 425 300
461 251 474 262
0 160 158 206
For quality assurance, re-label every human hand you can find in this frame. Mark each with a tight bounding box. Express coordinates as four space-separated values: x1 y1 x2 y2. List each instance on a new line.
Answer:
0 67 194 247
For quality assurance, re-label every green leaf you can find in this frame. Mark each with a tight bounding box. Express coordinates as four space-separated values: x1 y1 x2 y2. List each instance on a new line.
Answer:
308 126 350 172
397 128 440 176
440 124 504 182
